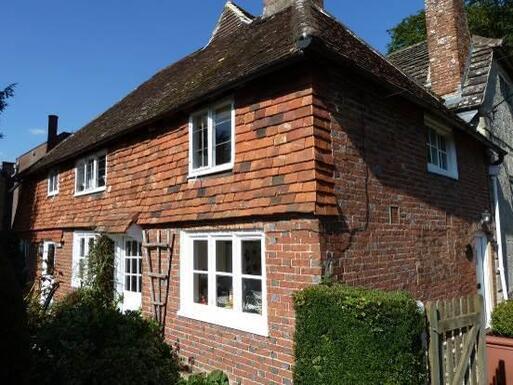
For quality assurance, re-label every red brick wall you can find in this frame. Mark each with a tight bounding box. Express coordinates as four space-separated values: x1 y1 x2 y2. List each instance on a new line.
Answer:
314 64 490 300
141 219 322 385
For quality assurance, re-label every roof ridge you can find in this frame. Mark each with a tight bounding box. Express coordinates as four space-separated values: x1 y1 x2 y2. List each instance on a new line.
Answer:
226 1 255 21
206 2 254 47
292 0 320 39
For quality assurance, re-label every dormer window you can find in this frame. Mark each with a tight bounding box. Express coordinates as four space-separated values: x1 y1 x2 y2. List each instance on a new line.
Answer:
75 152 107 196
425 116 458 180
189 101 234 177
47 170 59 196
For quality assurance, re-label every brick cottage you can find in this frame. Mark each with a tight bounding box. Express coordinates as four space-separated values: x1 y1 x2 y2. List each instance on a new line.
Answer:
13 0 507 383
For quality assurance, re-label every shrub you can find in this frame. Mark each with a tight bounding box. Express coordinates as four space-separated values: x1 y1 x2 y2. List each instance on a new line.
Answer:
293 284 427 385
491 300 513 337
29 289 180 385
85 235 116 306
179 370 229 385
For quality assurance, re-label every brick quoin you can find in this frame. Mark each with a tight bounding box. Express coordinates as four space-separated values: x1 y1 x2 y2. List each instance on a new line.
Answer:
15 58 493 384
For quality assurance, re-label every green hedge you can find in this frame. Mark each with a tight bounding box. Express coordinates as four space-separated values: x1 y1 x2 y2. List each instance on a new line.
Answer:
293 284 427 385
491 300 513 337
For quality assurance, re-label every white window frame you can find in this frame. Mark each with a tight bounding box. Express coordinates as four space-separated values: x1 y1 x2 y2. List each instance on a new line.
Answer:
178 231 268 336
425 116 459 180
47 169 59 196
74 151 107 196
188 100 235 178
71 232 97 288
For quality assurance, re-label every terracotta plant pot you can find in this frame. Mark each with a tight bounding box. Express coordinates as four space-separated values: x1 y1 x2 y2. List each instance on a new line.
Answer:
487 335 513 385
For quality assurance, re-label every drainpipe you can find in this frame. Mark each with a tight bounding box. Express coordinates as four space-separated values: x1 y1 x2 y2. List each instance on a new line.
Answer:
490 165 509 300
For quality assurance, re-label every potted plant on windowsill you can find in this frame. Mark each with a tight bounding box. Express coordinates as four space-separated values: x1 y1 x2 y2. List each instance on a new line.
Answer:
487 300 513 385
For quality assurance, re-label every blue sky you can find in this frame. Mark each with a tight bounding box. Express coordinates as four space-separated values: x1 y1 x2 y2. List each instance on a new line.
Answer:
0 0 424 162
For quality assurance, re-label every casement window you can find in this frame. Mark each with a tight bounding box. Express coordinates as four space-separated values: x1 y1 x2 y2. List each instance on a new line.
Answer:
47 170 59 196
188 101 235 177
71 232 97 287
75 153 107 195
425 116 459 180
179 232 267 336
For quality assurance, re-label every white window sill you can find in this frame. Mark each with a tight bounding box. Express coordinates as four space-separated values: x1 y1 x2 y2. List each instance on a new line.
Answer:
188 163 233 179
427 164 459 180
74 186 106 197
47 191 59 197
177 306 268 336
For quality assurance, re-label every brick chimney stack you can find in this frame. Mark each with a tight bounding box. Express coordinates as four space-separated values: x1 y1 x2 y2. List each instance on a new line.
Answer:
263 0 323 17
47 115 58 151
425 0 471 97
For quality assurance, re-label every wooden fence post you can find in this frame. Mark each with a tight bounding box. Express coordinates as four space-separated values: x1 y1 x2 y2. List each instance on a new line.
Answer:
426 301 441 385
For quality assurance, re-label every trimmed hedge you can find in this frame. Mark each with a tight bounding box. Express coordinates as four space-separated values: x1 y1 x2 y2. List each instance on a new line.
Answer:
491 300 513 337
293 284 427 385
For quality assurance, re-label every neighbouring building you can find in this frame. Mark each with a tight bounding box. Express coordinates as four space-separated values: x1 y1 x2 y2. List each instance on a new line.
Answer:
389 0 513 322
12 115 70 282
14 0 506 383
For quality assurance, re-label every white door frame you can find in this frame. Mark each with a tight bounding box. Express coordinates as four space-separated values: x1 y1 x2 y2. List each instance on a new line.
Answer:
41 241 56 304
113 224 143 312
474 234 493 327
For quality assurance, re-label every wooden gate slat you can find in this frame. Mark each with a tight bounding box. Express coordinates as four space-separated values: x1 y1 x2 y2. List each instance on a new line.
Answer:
426 294 486 385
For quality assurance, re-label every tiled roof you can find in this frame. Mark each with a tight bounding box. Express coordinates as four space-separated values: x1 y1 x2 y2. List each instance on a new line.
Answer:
388 36 504 110
387 41 429 86
24 1 504 175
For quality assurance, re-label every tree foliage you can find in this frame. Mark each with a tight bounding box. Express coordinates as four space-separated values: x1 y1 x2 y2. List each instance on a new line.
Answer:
0 83 16 138
388 0 513 55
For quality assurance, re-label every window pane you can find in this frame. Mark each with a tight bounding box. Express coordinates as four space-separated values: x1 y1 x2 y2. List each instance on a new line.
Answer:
438 135 447 152
215 142 231 166
125 258 130 273
439 151 448 170
77 164 85 192
138 276 142 293
47 245 55 275
193 273 208 304
131 258 137 274
242 240 262 276
138 258 142 275
97 155 106 187
193 240 208 271
86 159 95 189
192 113 208 169
125 275 131 291
430 146 439 166
214 106 231 166
49 173 57 192
242 279 262 314
79 238 85 257
216 240 232 273
216 276 233 309
131 276 137 292
126 241 132 257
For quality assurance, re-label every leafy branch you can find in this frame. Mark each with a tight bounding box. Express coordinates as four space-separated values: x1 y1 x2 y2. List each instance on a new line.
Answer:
0 83 16 139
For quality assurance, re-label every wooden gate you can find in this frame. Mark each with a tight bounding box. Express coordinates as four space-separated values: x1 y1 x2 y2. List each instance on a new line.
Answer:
426 295 487 385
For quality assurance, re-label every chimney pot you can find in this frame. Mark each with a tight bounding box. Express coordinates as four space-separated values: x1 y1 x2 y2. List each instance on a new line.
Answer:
263 0 323 17
47 115 58 151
